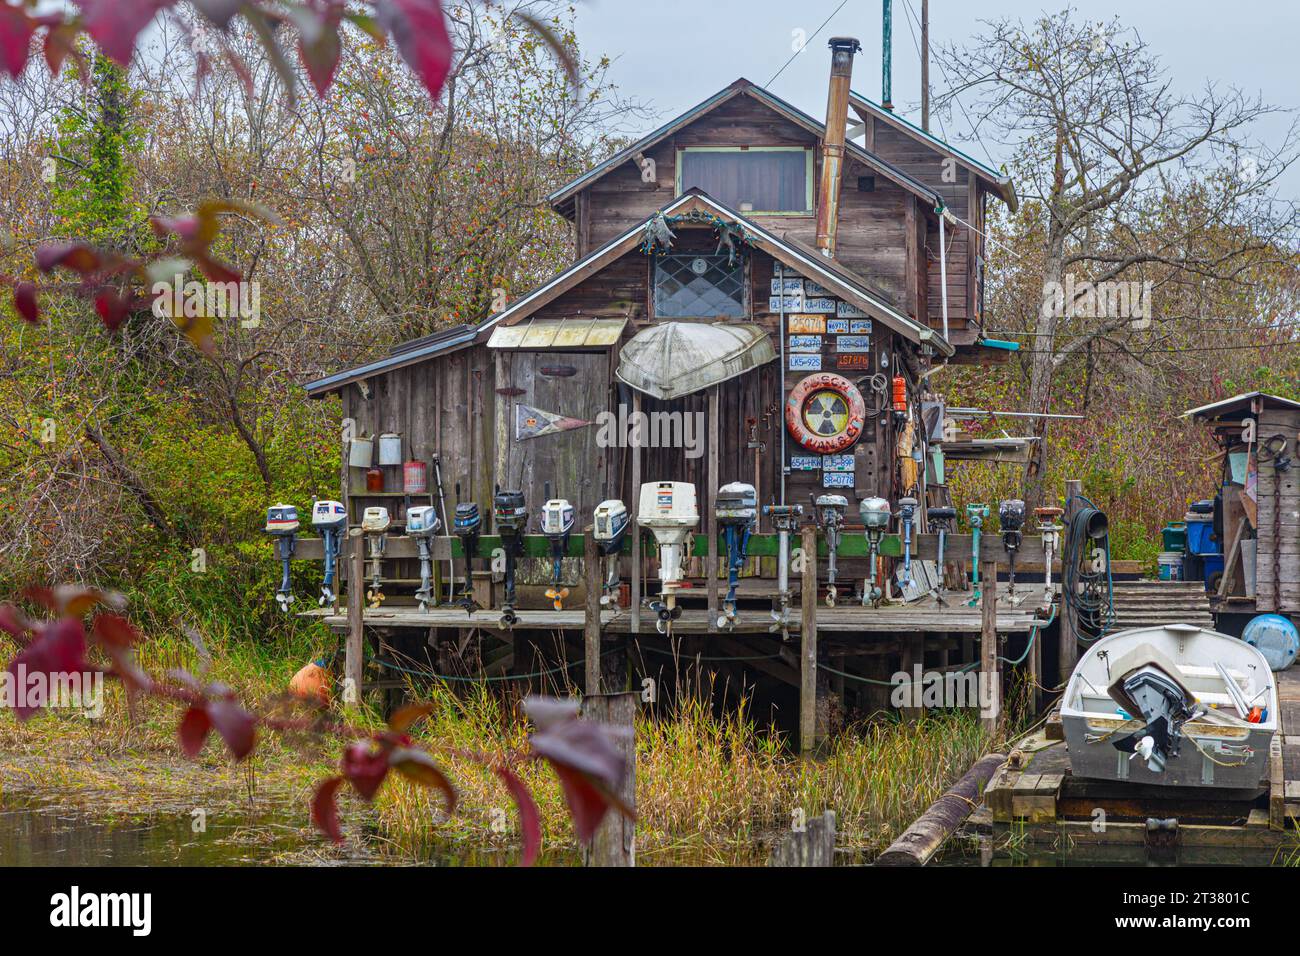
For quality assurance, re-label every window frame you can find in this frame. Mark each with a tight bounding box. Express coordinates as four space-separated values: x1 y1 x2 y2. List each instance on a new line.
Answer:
674 146 815 217
651 252 750 321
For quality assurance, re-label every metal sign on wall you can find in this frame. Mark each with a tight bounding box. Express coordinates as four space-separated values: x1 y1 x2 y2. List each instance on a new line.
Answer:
788 335 822 353
835 335 872 353
788 314 826 334
789 353 822 371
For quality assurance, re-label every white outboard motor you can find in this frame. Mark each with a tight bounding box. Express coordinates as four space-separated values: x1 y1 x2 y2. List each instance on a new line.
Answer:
541 483 575 610
407 505 442 611
311 499 346 606
593 499 630 606
717 482 757 629
361 506 391 608
638 482 698 634
265 503 299 612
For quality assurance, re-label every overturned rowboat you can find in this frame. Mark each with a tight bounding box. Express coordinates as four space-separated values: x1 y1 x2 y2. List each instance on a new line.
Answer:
1061 624 1277 790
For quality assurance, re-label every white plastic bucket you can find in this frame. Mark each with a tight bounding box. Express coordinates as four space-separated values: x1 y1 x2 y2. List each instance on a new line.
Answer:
1157 551 1183 581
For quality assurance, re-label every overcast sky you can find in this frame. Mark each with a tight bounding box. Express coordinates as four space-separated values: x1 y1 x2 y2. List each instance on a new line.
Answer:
569 0 1300 194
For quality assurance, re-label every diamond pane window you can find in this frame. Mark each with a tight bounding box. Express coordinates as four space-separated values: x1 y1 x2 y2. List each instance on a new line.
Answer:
653 254 746 318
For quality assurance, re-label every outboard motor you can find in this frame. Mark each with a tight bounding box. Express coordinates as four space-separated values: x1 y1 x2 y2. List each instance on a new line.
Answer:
361 506 391 608
897 496 918 589
927 506 957 605
965 503 989 608
592 499 630 606
638 481 699 634
762 502 803 632
813 494 848 607
492 488 528 628
407 504 441 611
265 503 299 612
716 482 757 629
1034 506 1064 614
999 499 1027 606
1111 663 1198 774
540 482 575 610
311 499 346 606
859 497 891 607
453 483 482 613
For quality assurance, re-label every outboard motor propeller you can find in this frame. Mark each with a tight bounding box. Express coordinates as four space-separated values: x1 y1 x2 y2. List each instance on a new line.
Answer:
999 499 1027 606
762 503 803 632
858 497 891 607
492 488 528 628
452 483 482 614
813 494 848 607
965 503 989 608
541 482 575 610
311 499 346 606
927 506 957 605
716 482 757 629
265 503 299 612
360 506 391 609
592 499 629 607
407 504 442 612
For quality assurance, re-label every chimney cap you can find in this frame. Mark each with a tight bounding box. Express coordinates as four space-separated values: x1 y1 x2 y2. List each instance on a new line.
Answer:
828 37 862 53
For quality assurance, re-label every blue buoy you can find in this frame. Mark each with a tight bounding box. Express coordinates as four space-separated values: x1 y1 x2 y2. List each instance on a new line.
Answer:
1242 614 1299 671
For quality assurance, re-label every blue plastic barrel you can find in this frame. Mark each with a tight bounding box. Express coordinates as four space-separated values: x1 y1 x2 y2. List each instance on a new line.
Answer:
1242 614 1299 671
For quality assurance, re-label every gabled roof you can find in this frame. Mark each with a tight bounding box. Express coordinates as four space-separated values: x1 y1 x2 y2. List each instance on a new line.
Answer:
306 190 952 395
547 78 943 216
1182 391 1300 422
848 91 1018 211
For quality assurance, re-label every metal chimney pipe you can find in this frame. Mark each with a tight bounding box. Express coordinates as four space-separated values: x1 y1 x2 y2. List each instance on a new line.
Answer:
882 0 893 111
815 36 861 258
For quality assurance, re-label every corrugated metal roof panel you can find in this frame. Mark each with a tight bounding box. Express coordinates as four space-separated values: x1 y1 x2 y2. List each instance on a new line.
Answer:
487 317 627 350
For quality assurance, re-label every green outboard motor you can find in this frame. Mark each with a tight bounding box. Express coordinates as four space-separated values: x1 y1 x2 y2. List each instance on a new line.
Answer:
265 503 299 612
493 488 528 627
716 482 757 629
311 499 346 606
965 503 990 607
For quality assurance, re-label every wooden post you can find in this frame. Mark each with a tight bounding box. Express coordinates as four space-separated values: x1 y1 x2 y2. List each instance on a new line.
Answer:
584 526 601 696
1058 479 1082 685
800 525 819 755
582 691 637 867
707 387 720 633
980 558 999 732
346 529 364 706
630 392 642 634
770 810 835 866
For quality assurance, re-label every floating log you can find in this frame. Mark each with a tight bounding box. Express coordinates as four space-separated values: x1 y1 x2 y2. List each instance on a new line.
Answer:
876 752 1005 866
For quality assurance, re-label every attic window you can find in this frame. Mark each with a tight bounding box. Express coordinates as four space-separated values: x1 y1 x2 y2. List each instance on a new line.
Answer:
654 254 746 318
677 147 813 215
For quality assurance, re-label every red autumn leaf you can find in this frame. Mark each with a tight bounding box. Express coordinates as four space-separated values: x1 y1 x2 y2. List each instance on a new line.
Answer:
26 584 115 618
0 3 34 78
4 618 90 721
297 12 341 97
387 701 432 734
389 747 457 813
0 603 32 642
375 0 452 102
178 705 211 758
495 766 542 867
527 706 632 843
311 775 346 844
149 215 201 241
43 21 77 74
35 241 101 275
74 0 169 67
92 612 139 649
94 288 129 331
13 281 38 324
341 739 389 801
206 697 256 760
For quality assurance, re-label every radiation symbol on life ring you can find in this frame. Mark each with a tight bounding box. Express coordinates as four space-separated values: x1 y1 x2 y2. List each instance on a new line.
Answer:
785 373 866 453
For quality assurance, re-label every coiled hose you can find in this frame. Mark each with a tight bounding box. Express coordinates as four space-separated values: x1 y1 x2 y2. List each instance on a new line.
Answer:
1062 495 1115 642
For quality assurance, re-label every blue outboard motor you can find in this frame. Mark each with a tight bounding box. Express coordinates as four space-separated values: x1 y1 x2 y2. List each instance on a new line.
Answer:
453 482 482 613
716 482 757 629
311 499 346 606
265 503 299 612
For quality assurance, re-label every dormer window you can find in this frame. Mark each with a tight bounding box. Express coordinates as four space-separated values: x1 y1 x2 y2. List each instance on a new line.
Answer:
676 147 813 215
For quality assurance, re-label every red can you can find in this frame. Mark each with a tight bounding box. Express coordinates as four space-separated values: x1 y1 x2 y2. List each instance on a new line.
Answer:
891 374 907 412
403 460 428 494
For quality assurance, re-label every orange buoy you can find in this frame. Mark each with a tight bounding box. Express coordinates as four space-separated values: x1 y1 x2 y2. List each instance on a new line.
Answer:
290 659 332 706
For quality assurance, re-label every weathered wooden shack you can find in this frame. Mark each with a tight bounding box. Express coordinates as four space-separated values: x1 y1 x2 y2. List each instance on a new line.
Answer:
301 39 1040 744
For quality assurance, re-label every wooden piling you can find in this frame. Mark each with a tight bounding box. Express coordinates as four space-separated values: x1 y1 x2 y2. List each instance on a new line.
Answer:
800 524 819 755
346 529 364 705
770 810 836 866
583 525 601 696
630 392 642 634
876 753 1005 865
581 691 638 867
1058 478 1082 685
980 559 999 731
707 386 720 633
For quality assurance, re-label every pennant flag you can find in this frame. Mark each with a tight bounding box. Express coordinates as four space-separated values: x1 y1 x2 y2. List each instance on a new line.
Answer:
514 403 592 441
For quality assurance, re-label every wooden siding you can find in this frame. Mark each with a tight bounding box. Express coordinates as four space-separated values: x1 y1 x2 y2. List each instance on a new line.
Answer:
1255 407 1300 612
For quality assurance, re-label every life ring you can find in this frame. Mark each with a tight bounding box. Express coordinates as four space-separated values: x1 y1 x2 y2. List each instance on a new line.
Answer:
785 373 866 453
